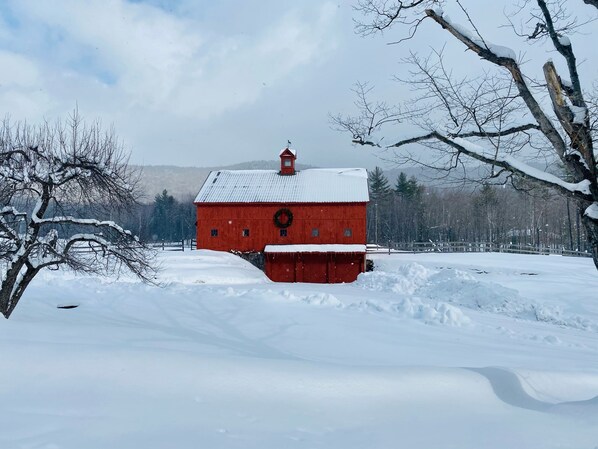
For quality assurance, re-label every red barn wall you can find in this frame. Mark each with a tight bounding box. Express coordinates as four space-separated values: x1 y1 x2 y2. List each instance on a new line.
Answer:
195 203 367 252
265 252 365 283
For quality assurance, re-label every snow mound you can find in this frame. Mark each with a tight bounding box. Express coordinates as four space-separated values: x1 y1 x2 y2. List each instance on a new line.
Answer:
358 261 598 332
157 250 269 285
419 268 531 318
355 262 432 295
355 263 470 326
279 290 342 307
351 297 470 327
421 268 597 331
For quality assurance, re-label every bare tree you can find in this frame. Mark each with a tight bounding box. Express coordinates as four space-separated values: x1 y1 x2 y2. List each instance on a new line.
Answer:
0 112 156 319
334 0 598 268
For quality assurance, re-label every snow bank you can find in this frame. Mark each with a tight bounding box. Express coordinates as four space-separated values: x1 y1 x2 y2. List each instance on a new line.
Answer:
157 250 269 285
354 263 470 326
358 257 598 333
1 251 598 448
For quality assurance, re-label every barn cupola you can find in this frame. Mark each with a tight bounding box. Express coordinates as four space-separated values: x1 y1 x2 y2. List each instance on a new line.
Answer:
279 147 297 176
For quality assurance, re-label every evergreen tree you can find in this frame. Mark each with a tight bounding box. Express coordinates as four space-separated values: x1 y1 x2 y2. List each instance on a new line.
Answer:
395 172 421 200
150 190 178 241
395 172 409 196
393 173 427 242
368 167 391 201
407 176 420 199
367 167 392 244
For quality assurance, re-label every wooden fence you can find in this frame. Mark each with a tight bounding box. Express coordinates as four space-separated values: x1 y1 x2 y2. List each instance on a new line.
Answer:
0 239 198 276
367 241 592 258
149 239 197 252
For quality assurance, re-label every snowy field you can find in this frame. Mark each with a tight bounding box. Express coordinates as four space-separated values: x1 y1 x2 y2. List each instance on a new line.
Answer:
1 250 597 449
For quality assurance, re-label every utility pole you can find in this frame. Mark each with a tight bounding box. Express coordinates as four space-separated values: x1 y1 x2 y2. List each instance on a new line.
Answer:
375 201 378 245
566 198 574 250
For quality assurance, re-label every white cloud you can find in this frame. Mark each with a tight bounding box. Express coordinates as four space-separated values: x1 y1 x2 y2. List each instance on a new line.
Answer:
0 50 40 87
0 0 355 167
0 50 53 118
12 0 203 108
4 0 338 120
170 3 339 118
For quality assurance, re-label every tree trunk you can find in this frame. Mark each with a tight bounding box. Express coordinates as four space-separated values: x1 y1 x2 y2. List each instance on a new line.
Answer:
582 215 598 270
566 198 574 251
0 262 37 319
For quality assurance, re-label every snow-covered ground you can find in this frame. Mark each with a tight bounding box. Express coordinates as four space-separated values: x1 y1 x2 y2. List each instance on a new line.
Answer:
1 250 597 449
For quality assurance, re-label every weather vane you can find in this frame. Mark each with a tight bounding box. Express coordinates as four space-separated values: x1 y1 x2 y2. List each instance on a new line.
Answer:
287 139 291 148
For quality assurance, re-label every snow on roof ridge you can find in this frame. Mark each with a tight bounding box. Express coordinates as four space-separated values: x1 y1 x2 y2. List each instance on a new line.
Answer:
214 168 365 174
279 148 297 157
264 244 366 253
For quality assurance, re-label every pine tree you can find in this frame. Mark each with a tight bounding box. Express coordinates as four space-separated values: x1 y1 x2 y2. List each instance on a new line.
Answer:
150 190 178 241
395 172 409 196
368 167 391 201
395 172 420 199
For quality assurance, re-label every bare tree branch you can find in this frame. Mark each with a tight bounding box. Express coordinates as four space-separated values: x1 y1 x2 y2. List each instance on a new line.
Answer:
383 130 592 201
0 113 156 319
424 9 570 163
338 0 598 267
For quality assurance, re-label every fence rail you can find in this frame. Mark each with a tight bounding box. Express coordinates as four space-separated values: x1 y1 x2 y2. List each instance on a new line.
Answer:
367 241 592 258
148 239 197 252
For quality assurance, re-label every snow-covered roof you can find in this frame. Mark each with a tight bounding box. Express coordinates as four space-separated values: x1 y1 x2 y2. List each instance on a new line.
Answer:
279 148 297 157
194 168 369 203
264 244 366 253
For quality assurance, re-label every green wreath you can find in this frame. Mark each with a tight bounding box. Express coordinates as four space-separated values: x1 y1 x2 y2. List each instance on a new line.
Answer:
273 208 293 228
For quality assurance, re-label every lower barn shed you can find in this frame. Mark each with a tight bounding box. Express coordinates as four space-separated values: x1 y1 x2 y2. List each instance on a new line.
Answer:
264 244 366 283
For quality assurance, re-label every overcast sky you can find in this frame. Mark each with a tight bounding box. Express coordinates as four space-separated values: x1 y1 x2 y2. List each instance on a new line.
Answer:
0 0 595 170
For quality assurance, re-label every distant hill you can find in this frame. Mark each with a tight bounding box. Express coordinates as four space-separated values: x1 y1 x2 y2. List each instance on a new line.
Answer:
136 159 549 203
135 160 314 203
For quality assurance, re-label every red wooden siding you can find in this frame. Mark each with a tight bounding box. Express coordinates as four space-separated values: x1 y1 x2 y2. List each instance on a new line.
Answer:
279 148 296 176
195 202 367 252
265 252 365 283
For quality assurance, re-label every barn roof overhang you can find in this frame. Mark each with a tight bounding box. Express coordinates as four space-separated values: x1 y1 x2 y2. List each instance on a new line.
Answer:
264 244 367 254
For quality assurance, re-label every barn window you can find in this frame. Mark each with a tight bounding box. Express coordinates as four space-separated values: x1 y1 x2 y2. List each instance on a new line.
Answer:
210 229 218 237
280 229 287 237
242 228 250 237
283 159 292 167
311 228 319 237
344 228 352 237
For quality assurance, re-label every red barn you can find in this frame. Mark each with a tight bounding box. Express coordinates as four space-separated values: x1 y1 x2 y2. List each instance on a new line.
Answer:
194 148 369 283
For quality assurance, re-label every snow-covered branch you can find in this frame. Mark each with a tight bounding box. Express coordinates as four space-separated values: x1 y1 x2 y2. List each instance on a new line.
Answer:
583 0 598 11
0 112 154 319
344 0 598 269
386 130 593 200
424 9 570 161
32 216 137 240
537 1 583 104
0 206 27 218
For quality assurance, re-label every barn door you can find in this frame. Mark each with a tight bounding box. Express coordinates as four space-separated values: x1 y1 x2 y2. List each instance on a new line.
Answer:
300 253 328 283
